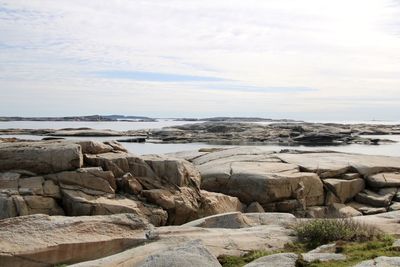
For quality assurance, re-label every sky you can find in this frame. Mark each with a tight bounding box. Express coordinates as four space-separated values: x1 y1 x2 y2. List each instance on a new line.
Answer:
0 0 400 120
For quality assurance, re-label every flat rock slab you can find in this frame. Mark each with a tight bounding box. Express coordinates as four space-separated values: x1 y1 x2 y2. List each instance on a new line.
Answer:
302 252 346 263
0 214 152 267
244 253 298 267
277 152 400 177
367 172 400 188
353 210 400 235
0 141 82 174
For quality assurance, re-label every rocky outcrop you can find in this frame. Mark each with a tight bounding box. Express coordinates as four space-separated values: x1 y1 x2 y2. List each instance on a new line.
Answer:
354 256 400 267
0 213 153 267
244 253 298 267
0 141 82 174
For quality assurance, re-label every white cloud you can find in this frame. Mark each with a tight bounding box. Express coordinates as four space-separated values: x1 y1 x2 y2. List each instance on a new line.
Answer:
0 0 399 119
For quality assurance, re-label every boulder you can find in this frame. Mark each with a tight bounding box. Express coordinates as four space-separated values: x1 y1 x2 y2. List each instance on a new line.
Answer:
355 190 393 207
200 161 324 208
389 202 400 211
301 252 346 263
246 202 265 213
137 240 222 267
0 172 20 195
349 202 387 215
23 195 64 215
353 210 400 235
61 189 167 226
117 172 143 195
199 190 244 217
183 212 254 229
43 179 61 198
0 141 82 174
328 203 363 217
0 213 153 267
18 176 44 195
324 178 365 204
366 172 400 188
75 140 114 154
244 253 298 267
354 256 400 267
0 194 17 219
47 168 116 194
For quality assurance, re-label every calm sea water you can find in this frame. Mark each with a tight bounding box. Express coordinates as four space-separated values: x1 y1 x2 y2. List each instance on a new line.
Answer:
1 120 400 156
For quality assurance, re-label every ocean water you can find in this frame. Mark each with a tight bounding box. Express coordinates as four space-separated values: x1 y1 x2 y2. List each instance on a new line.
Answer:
1 120 400 156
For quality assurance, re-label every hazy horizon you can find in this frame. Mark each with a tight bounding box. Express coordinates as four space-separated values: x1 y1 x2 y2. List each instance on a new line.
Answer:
1 0 400 120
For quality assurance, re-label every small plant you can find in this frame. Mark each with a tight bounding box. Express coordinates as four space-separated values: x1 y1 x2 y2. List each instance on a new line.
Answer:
294 218 382 249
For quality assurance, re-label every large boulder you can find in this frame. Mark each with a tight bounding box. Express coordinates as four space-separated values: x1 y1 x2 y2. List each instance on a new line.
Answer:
61 189 167 226
244 253 298 267
46 167 116 194
137 240 222 267
0 141 82 174
354 256 400 267
198 190 244 217
366 172 400 188
0 213 153 267
324 178 365 204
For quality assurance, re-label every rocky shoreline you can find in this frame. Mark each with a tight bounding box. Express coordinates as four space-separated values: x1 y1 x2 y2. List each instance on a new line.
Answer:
1 139 400 266
1 121 400 146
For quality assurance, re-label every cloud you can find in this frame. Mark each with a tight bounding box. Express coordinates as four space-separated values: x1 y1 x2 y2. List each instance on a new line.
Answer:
0 0 399 119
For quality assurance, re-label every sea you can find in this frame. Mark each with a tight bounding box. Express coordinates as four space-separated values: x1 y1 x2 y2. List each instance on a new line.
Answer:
1 119 400 156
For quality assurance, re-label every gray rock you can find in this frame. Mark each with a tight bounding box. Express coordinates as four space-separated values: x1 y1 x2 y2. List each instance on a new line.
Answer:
301 252 346 263
355 189 393 207
18 176 44 195
0 141 83 174
246 202 265 213
137 240 222 267
324 178 365 204
366 172 400 188
354 256 400 266
183 212 253 229
244 253 298 267
349 201 387 215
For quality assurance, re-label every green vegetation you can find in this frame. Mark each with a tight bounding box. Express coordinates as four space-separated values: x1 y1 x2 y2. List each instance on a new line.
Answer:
295 218 382 249
218 219 399 267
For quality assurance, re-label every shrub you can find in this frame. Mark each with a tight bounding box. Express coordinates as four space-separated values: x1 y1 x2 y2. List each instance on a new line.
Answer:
294 218 382 248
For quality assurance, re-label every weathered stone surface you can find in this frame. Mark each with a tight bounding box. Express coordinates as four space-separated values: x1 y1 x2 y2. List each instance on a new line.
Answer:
328 203 363 217
0 213 153 267
62 189 167 226
246 202 265 213
277 152 400 177
354 256 400 266
183 212 254 229
137 240 222 267
142 155 201 188
23 195 64 215
75 140 113 154
366 172 400 188
355 190 393 207
0 172 20 195
201 161 323 207
353 210 400 235
389 202 400 211
0 194 17 219
141 187 199 225
0 141 83 174
244 253 298 267
324 178 365 204
301 253 346 263
199 190 244 217
308 243 337 253
341 173 361 180
43 179 61 198
18 176 44 195
306 206 328 218
349 201 387 215
47 168 116 194
117 172 143 195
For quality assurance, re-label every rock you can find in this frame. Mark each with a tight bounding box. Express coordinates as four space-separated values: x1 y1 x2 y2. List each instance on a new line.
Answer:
353 210 400 235
389 202 400 211
0 141 83 174
324 178 365 204
103 141 128 153
43 179 61 198
61 189 167 226
18 176 44 195
328 203 363 217
301 252 346 263
137 240 222 267
117 172 143 195
141 187 199 225
199 190 244 217
349 201 387 215
183 212 254 229
0 172 20 195
246 202 265 213
23 195 64 215
277 152 400 177
75 140 114 154
142 155 202 188
244 253 298 267
306 206 328 218
0 213 153 267
355 190 393 207
0 194 17 219
392 240 400 251
47 168 116 194
354 256 400 266
341 173 361 180
244 212 297 226
200 161 324 208
366 172 400 188
308 243 337 253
